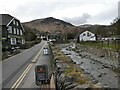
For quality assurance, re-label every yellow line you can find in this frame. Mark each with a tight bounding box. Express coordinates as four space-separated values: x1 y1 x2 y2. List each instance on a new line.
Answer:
32 42 46 62
10 64 32 90
10 42 47 89
15 64 33 89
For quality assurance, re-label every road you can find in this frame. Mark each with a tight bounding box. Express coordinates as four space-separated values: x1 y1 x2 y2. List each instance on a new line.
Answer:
18 41 53 89
1 41 53 89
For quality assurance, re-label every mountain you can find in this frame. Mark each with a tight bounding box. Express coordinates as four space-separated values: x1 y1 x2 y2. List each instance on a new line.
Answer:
110 19 120 37
23 17 75 34
76 18 120 37
23 17 119 41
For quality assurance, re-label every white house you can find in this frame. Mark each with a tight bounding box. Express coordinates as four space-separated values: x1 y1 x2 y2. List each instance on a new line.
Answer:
79 31 96 41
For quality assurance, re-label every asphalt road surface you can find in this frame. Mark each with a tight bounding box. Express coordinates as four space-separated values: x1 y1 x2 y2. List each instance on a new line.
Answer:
1 41 53 89
18 41 53 89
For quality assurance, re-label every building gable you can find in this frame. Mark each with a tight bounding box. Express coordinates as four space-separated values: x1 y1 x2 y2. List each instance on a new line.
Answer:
0 14 25 37
79 30 96 41
0 14 13 25
0 14 24 32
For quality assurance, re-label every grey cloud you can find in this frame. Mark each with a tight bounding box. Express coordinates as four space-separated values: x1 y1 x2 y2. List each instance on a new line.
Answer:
14 1 86 22
14 2 59 22
97 7 117 20
118 1 120 18
90 5 118 25
9 0 118 25
63 13 91 25
14 1 81 18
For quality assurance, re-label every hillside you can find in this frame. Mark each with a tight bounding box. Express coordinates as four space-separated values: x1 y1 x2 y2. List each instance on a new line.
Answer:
23 17 76 34
76 19 119 37
23 17 119 40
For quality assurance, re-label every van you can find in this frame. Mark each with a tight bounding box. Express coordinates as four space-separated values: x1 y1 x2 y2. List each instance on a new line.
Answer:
43 47 48 55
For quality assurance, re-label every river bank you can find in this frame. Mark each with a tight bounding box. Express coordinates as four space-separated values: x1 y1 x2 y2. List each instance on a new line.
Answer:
51 44 116 90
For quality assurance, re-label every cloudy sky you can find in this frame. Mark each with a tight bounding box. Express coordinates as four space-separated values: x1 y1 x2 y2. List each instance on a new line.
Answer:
0 0 119 26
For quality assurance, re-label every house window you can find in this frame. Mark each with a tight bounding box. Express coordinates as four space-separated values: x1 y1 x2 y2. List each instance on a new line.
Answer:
13 20 16 25
17 39 22 44
10 38 16 45
16 21 19 26
87 32 91 36
14 28 16 34
22 39 25 44
20 30 23 35
83 33 86 36
8 26 12 33
17 29 19 35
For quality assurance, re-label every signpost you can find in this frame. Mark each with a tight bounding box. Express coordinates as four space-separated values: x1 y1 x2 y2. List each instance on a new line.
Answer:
35 65 48 86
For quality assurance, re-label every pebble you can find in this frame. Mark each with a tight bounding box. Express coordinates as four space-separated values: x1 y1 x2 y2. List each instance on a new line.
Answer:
98 74 102 77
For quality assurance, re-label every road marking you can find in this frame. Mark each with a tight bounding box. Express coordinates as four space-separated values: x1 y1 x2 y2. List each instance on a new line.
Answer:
10 64 32 90
32 42 46 62
15 64 32 89
10 42 47 89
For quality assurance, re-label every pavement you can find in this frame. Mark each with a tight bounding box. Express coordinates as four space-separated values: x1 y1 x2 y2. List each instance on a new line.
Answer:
1 41 54 89
50 74 56 89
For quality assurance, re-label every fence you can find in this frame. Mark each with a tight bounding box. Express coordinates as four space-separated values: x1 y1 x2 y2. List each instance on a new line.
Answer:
79 39 120 51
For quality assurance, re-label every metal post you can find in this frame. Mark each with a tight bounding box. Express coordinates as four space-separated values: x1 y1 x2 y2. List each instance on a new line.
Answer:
107 40 109 47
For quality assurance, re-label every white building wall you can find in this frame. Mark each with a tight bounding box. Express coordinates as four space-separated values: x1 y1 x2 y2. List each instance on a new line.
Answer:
79 31 96 41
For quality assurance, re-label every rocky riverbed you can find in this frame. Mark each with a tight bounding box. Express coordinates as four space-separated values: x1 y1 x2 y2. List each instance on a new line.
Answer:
51 43 120 90
75 44 119 69
51 44 120 90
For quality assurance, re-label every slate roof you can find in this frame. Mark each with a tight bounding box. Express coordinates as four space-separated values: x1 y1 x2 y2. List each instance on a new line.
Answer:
80 30 95 35
0 14 14 25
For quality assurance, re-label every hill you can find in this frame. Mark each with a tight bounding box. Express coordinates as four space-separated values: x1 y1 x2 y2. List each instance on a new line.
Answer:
23 17 75 34
23 17 119 41
76 18 119 37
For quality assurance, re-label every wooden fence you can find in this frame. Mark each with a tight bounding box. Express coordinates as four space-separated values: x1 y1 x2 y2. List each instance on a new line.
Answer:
79 39 120 51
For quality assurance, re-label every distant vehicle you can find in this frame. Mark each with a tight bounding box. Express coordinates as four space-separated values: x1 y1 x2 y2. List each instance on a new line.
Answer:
43 47 48 55
43 38 47 40
35 65 50 85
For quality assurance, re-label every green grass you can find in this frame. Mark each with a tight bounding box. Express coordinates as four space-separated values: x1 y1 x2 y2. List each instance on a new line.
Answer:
80 41 120 51
52 46 88 84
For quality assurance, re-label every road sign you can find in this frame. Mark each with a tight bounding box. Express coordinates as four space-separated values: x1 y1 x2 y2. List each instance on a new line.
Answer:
35 65 48 86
